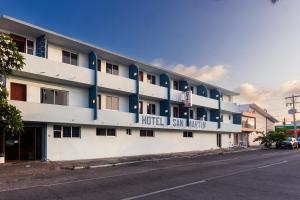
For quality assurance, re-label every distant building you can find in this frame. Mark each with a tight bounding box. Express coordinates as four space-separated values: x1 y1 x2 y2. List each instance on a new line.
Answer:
238 104 278 147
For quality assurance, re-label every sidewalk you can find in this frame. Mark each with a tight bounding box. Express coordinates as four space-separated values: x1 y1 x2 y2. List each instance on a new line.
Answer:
0 147 259 179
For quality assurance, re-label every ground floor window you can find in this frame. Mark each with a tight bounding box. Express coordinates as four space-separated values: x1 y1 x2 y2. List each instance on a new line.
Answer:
140 130 154 137
183 131 193 138
126 129 132 135
53 125 81 138
96 128 116 136
217 133 222 147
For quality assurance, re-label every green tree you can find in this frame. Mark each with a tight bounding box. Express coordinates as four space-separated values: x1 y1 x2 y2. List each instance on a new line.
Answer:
0 33 25 134
254 130 288 149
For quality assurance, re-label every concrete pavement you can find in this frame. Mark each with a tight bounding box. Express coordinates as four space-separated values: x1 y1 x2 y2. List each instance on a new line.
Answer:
0 149 299 200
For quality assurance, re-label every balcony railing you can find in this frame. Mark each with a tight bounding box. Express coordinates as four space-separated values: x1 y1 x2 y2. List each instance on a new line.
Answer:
21 53 94 86
98 72 135 94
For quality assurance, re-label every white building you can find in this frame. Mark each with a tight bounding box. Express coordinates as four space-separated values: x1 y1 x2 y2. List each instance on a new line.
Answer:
0 16 242 161
238 104 278 147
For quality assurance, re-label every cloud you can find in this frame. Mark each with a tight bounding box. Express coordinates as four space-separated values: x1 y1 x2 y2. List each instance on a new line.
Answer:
150 58 227 82
235 83 272 105
172 64 227 82
280 80 300 94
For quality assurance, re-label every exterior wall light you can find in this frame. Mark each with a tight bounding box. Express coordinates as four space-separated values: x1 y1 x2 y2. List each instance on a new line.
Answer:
165 109 169 113
184 112 187 115
184 86 188 89
92 99 96 104
134 72 137 76
134 105 137 109
165 81 168 85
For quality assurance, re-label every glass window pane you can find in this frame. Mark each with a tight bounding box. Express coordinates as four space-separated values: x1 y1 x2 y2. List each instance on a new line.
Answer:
53 125 61 138
107 129 116 136
106 63 112 74
106 96 112 109
55 90 68 105
63 126 72 137
140 130 147 137
72 127 81 138
112 97 119 110
62 51 70 64
41 89 54 104
26 40 34 55
112 65 119 75
71 53 78 65
147 130 154 137
151 76 156 84
96 128 106 136
152 104 156 115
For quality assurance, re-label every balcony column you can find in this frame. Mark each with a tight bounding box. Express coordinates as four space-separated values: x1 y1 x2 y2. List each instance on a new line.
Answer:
233 114 242 125
129 64 139 123
36 35 48 58
210 89 221 129
88 51 98 120
197 85 208 97
179 80 190 126
159 74 171 125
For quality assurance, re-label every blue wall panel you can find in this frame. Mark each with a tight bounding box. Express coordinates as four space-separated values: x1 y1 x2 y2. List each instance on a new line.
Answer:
197 85 208 97
88 51 97 120
159 74 171 125
129 65 139 123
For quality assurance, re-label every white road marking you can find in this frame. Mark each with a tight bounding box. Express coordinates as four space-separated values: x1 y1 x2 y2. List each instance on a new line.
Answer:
257 160 288 169
122 180 207 200
121 160 289 200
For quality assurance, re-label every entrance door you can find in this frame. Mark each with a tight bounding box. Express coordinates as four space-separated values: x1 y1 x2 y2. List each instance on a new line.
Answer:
5 132 19 160
4 127 43 161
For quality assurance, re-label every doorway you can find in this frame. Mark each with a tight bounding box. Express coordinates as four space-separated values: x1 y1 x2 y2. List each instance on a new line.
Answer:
1 127 44 161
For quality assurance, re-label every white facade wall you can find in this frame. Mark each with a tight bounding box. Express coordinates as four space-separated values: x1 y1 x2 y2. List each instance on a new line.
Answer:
7 77 89 108
47 124 233 161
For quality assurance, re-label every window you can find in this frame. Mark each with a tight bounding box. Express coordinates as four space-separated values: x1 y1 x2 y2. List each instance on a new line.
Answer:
190 86 194 94
139 71 144 82
173 81 179 90
55 90 68 105
62 50 78 66
126 129 132 135
10 83 26 101
139 101 143 114
41 88 54 104
97 59 101 71
106 96 119 110
140 130 154 137
106 63 119 75
11 34 26 53
72 127 81 138
147 74 156 84
41 88 68 105
53 125 81 138
96 128 106 136
183 131 193 138
26 40 34 55
63 126 72 138
53 125 62 138
190 110 194 119
147 103 156 115
228 115 232 120
217 134 222 147
242 117 256 129
96 128 116 136
97 95 101 109
173 107 179 118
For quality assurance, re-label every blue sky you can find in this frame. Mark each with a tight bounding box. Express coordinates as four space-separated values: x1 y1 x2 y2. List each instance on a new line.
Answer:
1 0 300 121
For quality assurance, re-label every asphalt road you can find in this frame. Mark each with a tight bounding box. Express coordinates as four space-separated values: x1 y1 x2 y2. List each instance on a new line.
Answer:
1 149 300 200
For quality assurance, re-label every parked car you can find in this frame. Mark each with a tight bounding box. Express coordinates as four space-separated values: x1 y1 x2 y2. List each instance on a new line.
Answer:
276 137 298 149
297 138 300 147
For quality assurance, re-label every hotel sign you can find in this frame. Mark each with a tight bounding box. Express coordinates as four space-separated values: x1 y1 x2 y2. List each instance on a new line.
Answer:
141 115 207 130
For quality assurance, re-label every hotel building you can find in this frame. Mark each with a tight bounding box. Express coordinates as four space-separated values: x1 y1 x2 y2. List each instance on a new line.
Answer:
0 16 242 161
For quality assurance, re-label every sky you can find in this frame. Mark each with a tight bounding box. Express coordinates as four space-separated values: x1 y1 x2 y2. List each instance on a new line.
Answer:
1 0 300 123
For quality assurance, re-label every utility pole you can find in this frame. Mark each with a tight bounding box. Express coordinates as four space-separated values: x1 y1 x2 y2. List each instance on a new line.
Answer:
285 94 300 138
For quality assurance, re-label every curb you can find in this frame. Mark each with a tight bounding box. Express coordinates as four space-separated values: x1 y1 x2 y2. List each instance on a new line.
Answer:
65 148 260 170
